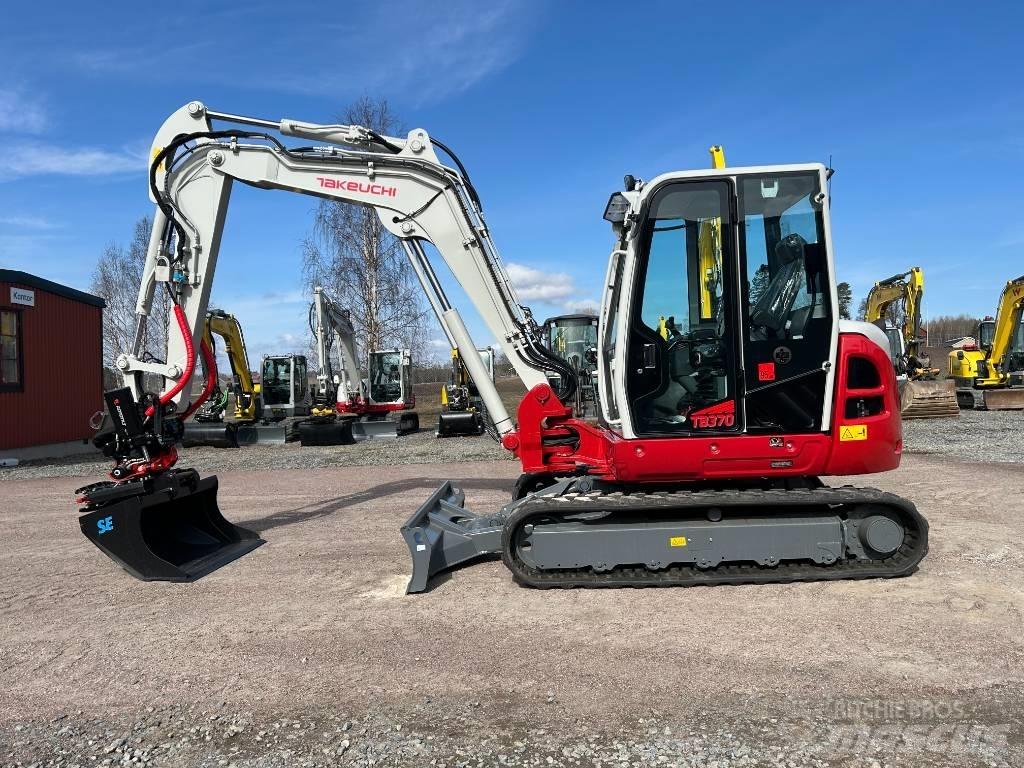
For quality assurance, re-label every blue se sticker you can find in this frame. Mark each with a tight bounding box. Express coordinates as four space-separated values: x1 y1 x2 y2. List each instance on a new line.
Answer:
97 516 114 535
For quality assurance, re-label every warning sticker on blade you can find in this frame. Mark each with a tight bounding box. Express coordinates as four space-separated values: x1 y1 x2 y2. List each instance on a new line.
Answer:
839 425 868 441
669 536 688 547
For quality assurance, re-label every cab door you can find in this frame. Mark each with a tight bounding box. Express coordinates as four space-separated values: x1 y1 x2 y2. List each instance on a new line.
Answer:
624 179 743 437
737 172 834 433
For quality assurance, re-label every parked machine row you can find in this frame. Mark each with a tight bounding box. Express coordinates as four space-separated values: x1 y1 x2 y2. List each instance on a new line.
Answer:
77 101 927 592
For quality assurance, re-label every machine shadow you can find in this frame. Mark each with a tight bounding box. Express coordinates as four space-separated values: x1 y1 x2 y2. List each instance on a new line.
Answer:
244 476 515 533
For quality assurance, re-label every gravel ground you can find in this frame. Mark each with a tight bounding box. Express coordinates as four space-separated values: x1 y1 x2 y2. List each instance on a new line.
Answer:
0 429 510 481
902 409 1023 464
2 454 1023 767
2 408 1020 483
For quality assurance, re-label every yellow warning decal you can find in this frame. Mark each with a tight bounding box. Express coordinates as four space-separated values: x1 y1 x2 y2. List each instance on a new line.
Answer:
151 146 164 173
669 536 688 548
839 425 868 442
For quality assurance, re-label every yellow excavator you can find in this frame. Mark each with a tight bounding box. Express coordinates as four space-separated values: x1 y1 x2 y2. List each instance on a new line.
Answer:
948 274 1024 410
864 267 959 418
183 309 262 447
436 347 496 437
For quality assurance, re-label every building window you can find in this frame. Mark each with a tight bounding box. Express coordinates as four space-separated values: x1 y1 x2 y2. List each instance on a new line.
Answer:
1 309 22 391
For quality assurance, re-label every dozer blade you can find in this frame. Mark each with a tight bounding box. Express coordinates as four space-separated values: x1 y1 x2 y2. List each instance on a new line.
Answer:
182 422 240 448
234 424 260 445
982 388 1024 410
401 481 502 594
78 469 263 582
899 379 960 419
436 411 484 438
351 412 419 440
254 423 287 443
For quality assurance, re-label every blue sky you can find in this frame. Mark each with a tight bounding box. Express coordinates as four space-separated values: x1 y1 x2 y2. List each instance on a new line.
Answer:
1 0 1022 361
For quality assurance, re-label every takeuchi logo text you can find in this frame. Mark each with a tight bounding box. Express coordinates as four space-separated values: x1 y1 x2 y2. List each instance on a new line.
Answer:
316 178 397 197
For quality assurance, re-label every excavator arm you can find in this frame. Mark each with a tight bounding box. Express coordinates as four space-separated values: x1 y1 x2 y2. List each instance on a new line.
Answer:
310 286 364 410
120 101 574 453
864 267 924 358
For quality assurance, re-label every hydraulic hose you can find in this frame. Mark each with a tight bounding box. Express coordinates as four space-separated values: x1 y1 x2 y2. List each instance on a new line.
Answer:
144 304 196 418
182 338 217 421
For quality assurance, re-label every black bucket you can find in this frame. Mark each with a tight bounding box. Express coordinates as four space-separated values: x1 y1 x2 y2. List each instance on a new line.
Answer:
182 422 240 448
299 419 355 446
436 411 483 438
79 472 263 582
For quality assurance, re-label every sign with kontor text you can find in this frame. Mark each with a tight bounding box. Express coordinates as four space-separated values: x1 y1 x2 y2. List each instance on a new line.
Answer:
10 287 35 306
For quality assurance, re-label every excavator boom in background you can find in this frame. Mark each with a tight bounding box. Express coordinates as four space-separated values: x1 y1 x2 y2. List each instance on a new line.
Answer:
182 309 263 448
948 275 1024 410
864 267 959 419
77 101 927 591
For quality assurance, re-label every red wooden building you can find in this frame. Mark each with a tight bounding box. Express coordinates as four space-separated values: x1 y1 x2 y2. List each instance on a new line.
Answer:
0 270 105 455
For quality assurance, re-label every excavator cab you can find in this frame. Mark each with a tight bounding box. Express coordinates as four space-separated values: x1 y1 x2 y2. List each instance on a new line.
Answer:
542 314 599 416
261 355 310 419
368 349 412 407
611 172 833 438
978 318 996 350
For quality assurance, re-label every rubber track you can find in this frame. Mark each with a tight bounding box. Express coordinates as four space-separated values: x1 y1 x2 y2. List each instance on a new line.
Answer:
500 485 928 589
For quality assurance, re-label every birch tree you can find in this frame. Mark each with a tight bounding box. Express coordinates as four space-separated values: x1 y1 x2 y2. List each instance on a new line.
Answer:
301 98 432 367
91 216 169 369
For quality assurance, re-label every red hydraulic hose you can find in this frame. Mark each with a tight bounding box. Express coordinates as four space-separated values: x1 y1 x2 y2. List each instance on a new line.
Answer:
182 338 217 421
144 304 196 418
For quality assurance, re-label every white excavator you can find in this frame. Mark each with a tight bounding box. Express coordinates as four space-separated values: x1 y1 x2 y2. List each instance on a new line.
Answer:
301 285 418 446
77 101 927 591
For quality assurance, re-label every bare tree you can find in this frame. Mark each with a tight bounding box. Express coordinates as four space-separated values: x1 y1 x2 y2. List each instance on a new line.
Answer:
926 314 983 344
301 97 432 370
91 216 169 369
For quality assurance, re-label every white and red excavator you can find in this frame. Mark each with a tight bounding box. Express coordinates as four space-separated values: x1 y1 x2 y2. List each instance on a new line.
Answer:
299 285 418 446
77 101 927 591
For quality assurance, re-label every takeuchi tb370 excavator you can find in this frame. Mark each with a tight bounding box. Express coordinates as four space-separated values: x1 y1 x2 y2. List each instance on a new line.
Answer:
77 101 927 590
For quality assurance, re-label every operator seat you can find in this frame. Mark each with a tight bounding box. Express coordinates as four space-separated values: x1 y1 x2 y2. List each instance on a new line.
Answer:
750 233 808 339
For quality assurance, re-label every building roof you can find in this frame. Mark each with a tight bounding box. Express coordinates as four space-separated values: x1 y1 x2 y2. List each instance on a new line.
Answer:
0 269 106 308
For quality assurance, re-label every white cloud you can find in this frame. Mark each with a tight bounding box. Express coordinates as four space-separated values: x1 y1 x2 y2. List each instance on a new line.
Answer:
65 0 534 105
0 88 47 133
0 141 145 182
506 262 576 302
0 214 61 230
564 297 600 315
